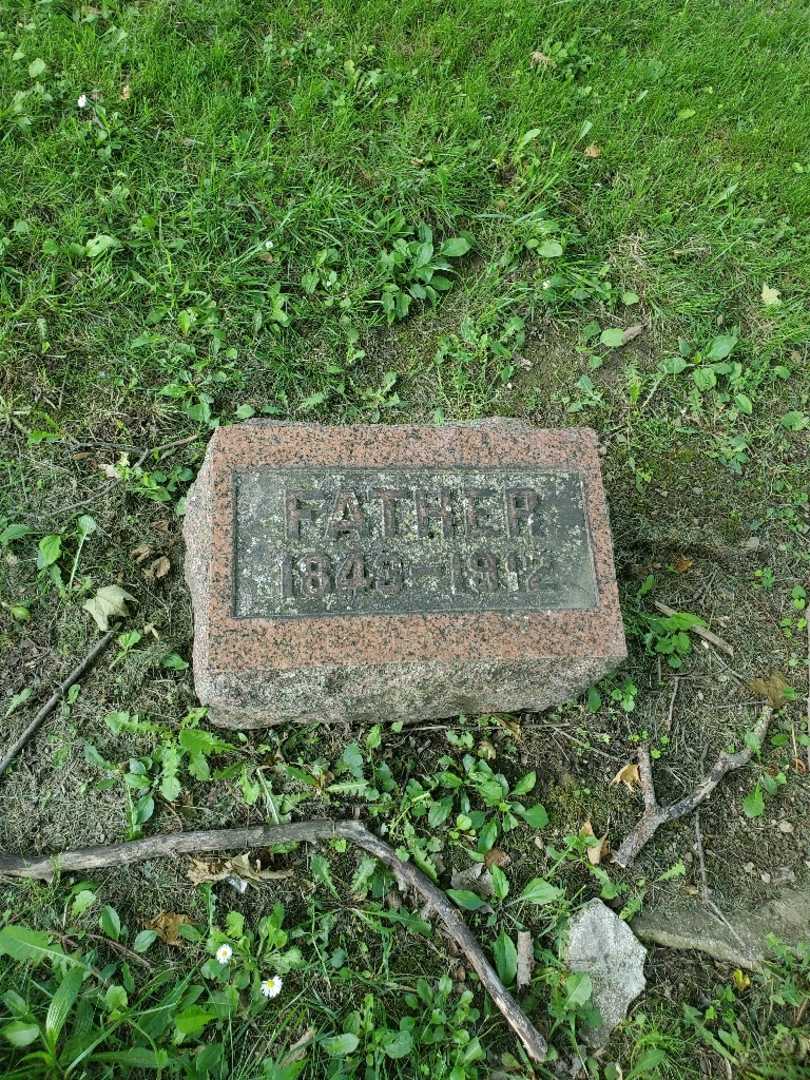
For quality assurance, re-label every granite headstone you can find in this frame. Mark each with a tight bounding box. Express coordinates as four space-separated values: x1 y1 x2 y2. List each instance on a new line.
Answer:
183 420 625 727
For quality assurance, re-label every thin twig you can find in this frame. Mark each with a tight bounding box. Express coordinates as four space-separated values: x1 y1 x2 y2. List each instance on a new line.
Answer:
134 432 199 468
81 931 154 970
0 631 116 779
694 813 709 904
693 819 753 957
0 818 547 1064
40 434 201 520
665 677 679 733
613 707 773 868
653 601 734 657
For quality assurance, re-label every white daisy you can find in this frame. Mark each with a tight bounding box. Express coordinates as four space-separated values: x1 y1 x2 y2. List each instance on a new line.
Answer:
260 975 283 999
215 943 233 965
77 94 88 108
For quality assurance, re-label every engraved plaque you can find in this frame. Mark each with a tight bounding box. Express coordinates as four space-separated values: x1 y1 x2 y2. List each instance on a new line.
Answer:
233 467 597 618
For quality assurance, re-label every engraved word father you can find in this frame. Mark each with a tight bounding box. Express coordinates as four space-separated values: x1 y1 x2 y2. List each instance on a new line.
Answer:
233 466 597 619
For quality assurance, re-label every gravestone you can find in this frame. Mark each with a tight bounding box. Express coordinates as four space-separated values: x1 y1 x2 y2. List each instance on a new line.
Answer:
183 420 625 728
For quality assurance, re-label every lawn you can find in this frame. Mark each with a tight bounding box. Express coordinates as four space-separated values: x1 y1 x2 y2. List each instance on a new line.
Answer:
1 0 809 1076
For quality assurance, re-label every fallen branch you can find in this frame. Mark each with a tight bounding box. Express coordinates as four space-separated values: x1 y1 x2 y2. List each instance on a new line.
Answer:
0 818 546 1064
653 600 734 657
613 707 772 868
0 630 116 780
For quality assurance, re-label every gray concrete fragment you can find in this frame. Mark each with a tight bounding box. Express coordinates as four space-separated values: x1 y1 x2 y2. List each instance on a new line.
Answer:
632 887 810 971
566 898 647 1046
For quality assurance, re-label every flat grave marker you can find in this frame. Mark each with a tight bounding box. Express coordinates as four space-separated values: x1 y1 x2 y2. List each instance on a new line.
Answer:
184 420 626 727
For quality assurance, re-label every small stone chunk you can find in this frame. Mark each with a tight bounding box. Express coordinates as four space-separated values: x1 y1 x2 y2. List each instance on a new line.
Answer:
566 898 647 1046
183 420 626 728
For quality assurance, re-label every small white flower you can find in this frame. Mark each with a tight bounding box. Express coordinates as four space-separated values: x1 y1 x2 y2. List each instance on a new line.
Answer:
260 975 283 999
215 943 233 965
77 94 88 108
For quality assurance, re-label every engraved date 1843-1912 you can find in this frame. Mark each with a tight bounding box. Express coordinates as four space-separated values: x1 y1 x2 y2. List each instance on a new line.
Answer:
233 467 597 618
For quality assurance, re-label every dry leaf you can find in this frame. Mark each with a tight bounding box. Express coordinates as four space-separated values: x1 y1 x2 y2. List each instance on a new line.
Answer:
530 50 552 67
279 1028 315 1068
131 543 153 564
186 853 292 889
145 556 170 581
580 820 609 865
673 554 694 574
483 848 511 869
145 911 192 946
584 143 601 158
516 930 534 991
477 739 497 761
120 83 131 100
748 672 790 709
450 862 492 897
82 584 136 631
612 762 641 791
497 716 522 741
386 889 402 911
621 324 644 345
761 283 781 307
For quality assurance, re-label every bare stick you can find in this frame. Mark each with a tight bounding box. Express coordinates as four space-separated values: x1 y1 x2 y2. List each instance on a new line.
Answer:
0 818 546 1064
0 630 116 779
613 707 772 868
81 931 153 970
665 677 679 733
653 601 734 657
693 820 751 955
134 433 199 468
693 813 709 903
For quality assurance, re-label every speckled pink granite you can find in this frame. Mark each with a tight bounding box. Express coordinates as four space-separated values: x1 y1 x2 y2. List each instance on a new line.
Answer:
183 421 626 727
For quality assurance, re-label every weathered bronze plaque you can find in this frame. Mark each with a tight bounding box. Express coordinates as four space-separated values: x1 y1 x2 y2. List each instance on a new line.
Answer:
233 466 597 618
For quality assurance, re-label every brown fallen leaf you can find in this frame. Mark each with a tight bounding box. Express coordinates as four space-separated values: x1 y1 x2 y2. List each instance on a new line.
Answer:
580 820 609 865
516 930 534 991
584 143 601 158
483 848 511 869
131 542 153 564
621 324 644 345
187 853 293 889
145 911 192 946
145 555 171 581
496 716 522 741
672 554 694 574
612 762 641 791
748 673 790 709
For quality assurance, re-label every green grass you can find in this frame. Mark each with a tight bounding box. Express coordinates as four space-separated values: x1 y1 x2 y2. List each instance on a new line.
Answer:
1 0 809 1077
